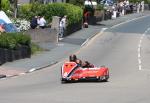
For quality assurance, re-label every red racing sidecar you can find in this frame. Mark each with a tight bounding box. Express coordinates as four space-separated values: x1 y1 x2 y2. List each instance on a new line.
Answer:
61 62 109 83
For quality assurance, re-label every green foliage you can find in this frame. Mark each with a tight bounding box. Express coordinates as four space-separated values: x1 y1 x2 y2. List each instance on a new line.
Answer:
64 3 83 25
145 0 150 3
1 0 11 12
12 32 31 46
67 0 84 7
18 3 33 20
44 3 67 22
129 0 138 3
0 33 17 49
18 3 83 25
31 43 43 54
96 4 104 10
0 32 43 55
0 32 31 49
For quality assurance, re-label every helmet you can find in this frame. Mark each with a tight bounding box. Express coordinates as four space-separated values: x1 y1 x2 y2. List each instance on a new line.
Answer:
69 54 77 62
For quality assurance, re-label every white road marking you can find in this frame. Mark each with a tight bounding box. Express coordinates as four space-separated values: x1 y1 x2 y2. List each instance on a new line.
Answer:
139 65 142 70
138 59 141 64
139 39 142 44
138 53 141 58
140 35 144 41
81 39 89 47
29 68 36 72
79 15 150 71
111 15 149 29
138 27 150 71
138 46 141 52
84 28 108 47
19 73 26 75
80 15 149 54
77 28 108 54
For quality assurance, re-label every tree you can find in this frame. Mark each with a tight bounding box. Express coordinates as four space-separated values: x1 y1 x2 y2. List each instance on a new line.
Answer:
1 0 11 11
0 0 1 10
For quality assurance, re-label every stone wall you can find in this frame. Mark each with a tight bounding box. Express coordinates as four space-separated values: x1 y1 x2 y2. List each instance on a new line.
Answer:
26 28 58 43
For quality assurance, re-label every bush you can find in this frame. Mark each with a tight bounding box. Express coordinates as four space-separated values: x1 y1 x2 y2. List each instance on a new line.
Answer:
18 3 83 26
1 0 11 12
66 0 84 7
0 32 31 49
18 2 45 20
96 4 104 10
0 34 17 49
12 32 31 46
11 18 30 31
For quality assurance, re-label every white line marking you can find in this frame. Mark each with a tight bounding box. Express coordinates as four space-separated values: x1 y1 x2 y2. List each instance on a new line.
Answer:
138 37 143 70
138 54 141 58
138 59 142 64
81 39 89 47
29 68 36 72
138 45 141 49
138 47 140 52
138 27 150 71
111 15 149 29
81 28 108 47
139 39 142 44
19 73 26 75
141 36 144 39
139 65 142 70
77 28 108 54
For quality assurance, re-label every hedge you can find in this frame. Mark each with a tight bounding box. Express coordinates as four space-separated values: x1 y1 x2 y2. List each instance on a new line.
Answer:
1 0 11 12
0 32 31 49
18 3 83 25
66 0 84 7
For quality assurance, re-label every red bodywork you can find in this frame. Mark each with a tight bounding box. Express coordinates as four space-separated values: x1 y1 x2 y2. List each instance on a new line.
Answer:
61 62 109 82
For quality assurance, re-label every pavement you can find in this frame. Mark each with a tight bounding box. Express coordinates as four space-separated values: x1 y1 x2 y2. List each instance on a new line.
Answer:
0 11 149 78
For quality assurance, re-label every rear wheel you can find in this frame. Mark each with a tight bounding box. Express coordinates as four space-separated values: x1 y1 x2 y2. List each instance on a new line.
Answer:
97 75 109 82
104 75 109 82
61 79 75 83
104 70 109 82
61 80 67 84
103 75 109 82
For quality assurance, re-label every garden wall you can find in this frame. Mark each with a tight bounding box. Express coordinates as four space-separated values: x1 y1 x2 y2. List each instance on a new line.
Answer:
26 28 58 43
0 46 31 65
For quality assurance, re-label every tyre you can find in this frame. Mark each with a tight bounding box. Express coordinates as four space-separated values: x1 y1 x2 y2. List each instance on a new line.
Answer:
104 75 109 82
61 80 67 84
0 74 6 79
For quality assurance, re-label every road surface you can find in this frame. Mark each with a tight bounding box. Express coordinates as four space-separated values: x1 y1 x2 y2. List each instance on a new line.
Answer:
0 14 150 103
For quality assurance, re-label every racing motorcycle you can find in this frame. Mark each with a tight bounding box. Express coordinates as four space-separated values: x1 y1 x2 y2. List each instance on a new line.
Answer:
61 62 109 83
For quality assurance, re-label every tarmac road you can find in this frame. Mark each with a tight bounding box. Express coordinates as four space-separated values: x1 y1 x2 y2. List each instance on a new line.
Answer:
0 14 150 103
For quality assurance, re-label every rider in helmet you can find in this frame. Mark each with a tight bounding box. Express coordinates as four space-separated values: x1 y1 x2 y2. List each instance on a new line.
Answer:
76 59 82 67
82 61 94 68
69 54 77 62
69 54 83 67
82 61 89 68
